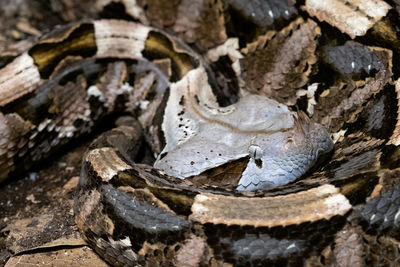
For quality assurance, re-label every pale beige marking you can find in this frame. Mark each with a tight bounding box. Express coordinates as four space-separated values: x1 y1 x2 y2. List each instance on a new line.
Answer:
0 53 41 107
85 147 132 182
94 19 150 59
306 0 390 38
389 78 400 146
190 184 352 227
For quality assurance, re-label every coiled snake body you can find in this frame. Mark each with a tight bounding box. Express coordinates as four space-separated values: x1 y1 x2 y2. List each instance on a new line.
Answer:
1 2 400 266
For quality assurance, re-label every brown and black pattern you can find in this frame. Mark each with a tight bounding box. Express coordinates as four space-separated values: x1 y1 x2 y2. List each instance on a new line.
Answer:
1 0 400 266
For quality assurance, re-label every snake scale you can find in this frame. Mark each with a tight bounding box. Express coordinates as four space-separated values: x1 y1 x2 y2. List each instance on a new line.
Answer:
1 0 400 266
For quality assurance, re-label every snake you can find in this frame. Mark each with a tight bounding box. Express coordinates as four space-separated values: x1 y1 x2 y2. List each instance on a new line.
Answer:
1 1 400 266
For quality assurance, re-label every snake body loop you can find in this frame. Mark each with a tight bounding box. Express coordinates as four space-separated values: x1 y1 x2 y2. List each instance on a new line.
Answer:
0 6 399 266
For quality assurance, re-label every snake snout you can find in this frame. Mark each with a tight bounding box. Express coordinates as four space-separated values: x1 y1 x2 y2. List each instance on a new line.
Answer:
237 121 334 191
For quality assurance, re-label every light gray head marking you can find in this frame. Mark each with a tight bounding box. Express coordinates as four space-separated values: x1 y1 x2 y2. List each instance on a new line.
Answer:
154 67 334 191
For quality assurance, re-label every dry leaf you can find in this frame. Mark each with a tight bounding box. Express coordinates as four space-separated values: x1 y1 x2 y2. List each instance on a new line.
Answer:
5 246 107 267
3 213 83 255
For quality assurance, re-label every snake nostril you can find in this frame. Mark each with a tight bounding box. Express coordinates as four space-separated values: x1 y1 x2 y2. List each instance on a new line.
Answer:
248 145 263 159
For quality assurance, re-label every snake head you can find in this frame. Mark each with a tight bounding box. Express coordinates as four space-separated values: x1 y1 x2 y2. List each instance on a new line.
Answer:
154 67 334 190
236 113 334 191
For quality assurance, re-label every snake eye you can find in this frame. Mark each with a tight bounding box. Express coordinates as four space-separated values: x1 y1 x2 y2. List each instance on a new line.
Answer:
248 145 263 160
